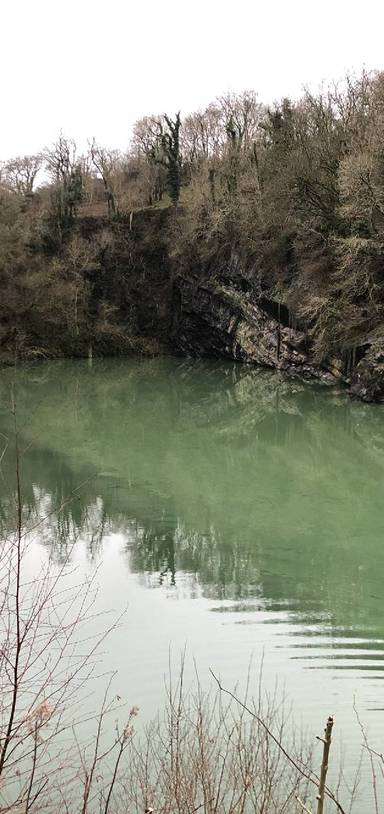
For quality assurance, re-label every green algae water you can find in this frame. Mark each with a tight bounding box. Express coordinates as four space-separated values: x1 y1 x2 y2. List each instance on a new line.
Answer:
1 357 383 804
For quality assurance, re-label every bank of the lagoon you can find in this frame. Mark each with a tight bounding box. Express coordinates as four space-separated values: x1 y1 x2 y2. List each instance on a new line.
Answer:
0 357 383 808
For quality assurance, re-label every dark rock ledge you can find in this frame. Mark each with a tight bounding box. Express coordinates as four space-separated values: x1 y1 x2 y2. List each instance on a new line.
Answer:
350 341 384 402
172 278 335 384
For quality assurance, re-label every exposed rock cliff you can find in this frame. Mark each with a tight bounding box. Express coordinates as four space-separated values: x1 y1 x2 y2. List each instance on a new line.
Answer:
3 202 383 402
172 276 333 382
350 341 384 402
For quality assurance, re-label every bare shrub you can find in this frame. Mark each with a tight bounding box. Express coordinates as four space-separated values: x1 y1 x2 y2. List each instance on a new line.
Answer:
0 407 122 813
114 661 314 814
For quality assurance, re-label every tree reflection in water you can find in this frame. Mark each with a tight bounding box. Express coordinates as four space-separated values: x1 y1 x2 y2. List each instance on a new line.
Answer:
0 357 383 635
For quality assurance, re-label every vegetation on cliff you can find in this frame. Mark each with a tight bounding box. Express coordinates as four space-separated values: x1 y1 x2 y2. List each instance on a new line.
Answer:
1 70 384 388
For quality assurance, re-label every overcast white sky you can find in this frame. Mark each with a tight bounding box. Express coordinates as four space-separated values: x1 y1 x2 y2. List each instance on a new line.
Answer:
1 0 384 160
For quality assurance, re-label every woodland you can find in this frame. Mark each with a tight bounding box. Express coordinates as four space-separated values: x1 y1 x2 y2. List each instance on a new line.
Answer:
1 71 384 392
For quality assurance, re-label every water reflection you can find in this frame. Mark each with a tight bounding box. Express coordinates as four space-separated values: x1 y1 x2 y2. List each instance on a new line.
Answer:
1 357 384 682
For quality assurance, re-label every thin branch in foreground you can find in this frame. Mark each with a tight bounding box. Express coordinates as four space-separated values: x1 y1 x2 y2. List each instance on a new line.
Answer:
210 669 346 814
297 796 314 814
354 697 380 814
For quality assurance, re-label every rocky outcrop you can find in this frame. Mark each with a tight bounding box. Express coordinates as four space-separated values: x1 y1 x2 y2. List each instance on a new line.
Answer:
350 340 384 402
4 199 382 402
172 276 333 381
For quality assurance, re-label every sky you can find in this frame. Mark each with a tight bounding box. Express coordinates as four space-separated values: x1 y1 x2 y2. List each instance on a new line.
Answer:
1 0 384 161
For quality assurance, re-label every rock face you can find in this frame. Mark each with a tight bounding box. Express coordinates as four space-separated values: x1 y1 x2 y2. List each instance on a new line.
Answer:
350 341 384 402
172 276 330 380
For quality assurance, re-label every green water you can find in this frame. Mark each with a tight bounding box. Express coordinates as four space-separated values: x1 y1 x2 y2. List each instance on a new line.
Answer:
1 357 383 801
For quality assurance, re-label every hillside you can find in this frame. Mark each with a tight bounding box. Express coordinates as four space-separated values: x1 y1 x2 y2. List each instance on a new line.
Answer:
2 73 384 400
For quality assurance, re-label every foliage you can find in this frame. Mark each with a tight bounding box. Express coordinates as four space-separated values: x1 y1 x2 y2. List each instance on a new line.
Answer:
3 71 384 364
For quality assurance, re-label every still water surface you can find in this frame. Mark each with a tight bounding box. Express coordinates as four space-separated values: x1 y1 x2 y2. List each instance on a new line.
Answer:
0 357 383 800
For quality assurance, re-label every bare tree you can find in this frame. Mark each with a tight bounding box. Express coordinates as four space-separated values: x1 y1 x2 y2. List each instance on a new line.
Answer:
131 116 167 205
131 115 164 160
218 91 264 154
45 135 83 224
2 154 43 196
89 140 122 217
